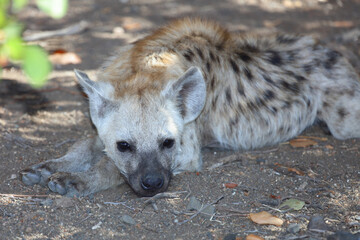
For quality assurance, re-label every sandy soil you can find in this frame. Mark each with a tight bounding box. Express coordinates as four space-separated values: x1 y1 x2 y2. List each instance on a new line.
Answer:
1 0 359 239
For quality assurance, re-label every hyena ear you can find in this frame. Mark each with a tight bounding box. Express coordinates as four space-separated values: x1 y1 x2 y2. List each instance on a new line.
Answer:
74 69 116 127
164 67 206 124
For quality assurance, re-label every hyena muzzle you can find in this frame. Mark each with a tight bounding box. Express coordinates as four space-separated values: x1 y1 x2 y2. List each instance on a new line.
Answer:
20 18 360 197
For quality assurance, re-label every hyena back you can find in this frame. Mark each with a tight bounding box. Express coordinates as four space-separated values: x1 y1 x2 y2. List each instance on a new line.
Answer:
21 18 360 197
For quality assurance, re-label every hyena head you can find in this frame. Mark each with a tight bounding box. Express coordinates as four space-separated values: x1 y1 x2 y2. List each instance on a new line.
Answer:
75 67 206 196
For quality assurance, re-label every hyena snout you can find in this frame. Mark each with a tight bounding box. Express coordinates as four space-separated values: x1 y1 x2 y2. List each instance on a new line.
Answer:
127 157 171 197
141 172 164 191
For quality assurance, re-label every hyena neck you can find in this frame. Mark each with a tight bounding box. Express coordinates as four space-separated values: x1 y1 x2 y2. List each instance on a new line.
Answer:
99 18 231 99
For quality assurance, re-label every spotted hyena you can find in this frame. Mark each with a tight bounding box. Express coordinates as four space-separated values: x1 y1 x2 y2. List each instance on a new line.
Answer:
21 18 360 197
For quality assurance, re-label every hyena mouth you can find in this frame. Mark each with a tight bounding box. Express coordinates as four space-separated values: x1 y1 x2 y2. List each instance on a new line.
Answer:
127 169 171 197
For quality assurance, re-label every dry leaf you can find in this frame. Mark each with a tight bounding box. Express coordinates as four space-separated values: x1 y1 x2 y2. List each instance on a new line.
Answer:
289 138 317 148
297 136 328 141
330 21 354 28
246 234 264 240
287 167 305 176
224 183 238 188
249 211 284 226
325 145 334 150
49 52 81 65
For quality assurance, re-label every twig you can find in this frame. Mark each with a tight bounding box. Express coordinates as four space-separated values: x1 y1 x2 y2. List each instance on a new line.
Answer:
76 214 93 225
177 195 224 225
54 139 76 148
103 201 136 211
24 21 89 41
0 193 49 198
142 191 187 205
261 203 284 213
216 206 250 216
207 154 243 170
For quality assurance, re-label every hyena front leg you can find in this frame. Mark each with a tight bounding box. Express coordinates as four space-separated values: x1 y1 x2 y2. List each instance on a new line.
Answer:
172 122 202 174
20 136 104 187
47 156 123 197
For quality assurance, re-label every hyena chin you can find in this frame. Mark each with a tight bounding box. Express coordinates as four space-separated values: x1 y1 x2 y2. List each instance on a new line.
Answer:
21 18 360 197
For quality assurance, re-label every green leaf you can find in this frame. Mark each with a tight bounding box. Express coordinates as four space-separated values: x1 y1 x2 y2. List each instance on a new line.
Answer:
36 0 68 19
12 0 28 12
0 0 9 9
3 21 23 38
3 37 24 60
0 9 7 28
23 45 52 88
280 199 305 211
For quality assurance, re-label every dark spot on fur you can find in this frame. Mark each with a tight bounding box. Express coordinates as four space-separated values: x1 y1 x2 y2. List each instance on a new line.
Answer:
294 74 306 82
210 76 216 90
236 51 251 62
236 80 245 96
216 43 224 51
255 97 266 107
276 35 299 44
264 90 275 101
230 115 239 126
209 51 215 62
212 95 218 110
263 74 274 84
206 61 211 72
337 107 348 119
324 50 341 70
323 101 330 108
270 106 278 115
266 51 283 66
225 87 232 105
286 51 297 63
244 67 253 80
242 44 258 53
280 80 299 93
183 49 194 62
303 64 313 74
279 126 284 133
237 103 244 112
229 59 239 74
306 98 311 107
282 101 291 109
247 101 258 111
195 47 204 60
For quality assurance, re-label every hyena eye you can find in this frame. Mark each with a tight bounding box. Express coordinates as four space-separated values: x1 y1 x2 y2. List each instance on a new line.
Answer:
117 141 131 152
162 139 175 149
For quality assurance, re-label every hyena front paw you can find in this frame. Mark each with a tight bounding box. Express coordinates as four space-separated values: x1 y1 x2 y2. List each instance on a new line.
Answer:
20 163 53 187
48 172 88 197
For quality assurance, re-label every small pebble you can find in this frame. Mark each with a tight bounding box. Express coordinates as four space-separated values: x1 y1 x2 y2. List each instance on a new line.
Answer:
121 215 136 225
287 223 301 234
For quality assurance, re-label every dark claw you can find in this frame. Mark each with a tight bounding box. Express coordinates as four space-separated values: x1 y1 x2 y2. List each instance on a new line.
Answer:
20 170 40 186
48 180 67 195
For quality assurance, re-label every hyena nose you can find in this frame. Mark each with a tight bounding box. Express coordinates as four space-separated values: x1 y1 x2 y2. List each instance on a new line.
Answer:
141 173 164 191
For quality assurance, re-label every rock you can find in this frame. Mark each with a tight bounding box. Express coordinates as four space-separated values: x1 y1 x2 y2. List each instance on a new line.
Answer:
121 215 136 225
187 196 202 211
307 215 329 231
327 231 360 240
287 223 301 234
54 197 74 208
186 196 216 216
223 233 238 240
40 198 53 206
202 204 215 216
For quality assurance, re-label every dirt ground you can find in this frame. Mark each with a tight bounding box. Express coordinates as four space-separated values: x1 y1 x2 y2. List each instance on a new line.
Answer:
1 0 360 239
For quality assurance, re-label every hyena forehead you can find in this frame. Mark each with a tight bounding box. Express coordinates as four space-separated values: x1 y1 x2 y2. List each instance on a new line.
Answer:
101 94 184 147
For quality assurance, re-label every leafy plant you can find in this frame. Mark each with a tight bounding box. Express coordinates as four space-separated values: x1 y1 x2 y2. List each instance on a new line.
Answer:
0 0 68 87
